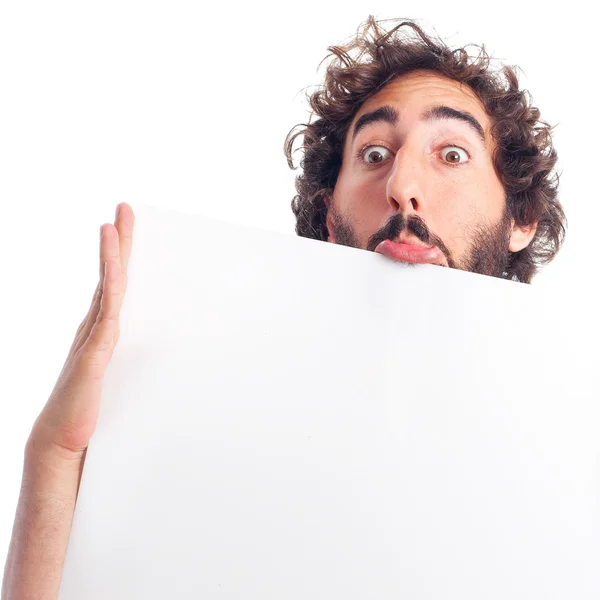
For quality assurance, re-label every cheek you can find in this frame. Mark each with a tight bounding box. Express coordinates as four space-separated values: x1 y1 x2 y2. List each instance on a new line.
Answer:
432 172 506 261
429 180 482 246
335 175 389 235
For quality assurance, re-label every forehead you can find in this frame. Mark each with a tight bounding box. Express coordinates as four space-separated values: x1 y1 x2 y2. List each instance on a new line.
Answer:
351 70 492 138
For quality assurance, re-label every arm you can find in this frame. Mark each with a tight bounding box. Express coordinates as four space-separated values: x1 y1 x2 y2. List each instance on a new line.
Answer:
2 203 134 599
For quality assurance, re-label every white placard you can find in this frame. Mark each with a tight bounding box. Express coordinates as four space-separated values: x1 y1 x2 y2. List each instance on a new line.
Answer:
59 204 600 599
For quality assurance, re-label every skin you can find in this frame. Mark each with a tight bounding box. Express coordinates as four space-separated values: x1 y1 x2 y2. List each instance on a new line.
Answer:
1 203 134 599
326 69 538 277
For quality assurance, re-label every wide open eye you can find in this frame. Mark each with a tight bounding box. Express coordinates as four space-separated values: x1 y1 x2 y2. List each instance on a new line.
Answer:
361 145 393 165
441 146 469 165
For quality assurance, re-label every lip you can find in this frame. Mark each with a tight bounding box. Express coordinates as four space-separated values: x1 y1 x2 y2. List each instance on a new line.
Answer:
374 239 444 264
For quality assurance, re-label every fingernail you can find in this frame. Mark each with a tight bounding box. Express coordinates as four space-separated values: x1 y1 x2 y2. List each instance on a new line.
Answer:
115 204 121 220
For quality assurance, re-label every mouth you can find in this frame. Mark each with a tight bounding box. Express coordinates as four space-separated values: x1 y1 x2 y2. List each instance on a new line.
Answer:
374 238 445 265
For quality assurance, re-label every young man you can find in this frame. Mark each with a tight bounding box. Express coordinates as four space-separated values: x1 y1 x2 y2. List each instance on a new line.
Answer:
2 17 566 598
285 17 566 283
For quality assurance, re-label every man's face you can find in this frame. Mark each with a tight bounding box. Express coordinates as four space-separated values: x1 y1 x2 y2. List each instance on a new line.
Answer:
326 70 536 277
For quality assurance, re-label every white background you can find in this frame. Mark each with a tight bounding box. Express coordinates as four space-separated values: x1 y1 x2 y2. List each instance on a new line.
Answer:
0 0 597 575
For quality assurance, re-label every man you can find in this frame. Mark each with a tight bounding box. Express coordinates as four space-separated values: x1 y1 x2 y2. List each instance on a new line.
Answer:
285 17 566 283
1 17 566 598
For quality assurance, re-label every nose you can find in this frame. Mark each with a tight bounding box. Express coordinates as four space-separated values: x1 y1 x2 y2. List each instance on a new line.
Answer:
385 147 425 215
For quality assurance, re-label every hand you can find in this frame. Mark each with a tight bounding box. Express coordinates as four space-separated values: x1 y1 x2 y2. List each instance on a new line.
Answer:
1 203 135 599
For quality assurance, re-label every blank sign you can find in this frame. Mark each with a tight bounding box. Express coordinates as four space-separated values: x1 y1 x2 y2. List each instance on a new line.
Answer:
58 204 600 599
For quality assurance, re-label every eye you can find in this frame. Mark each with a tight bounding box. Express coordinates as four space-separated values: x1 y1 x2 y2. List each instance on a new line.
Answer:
440 145 469 166
358 145 393 167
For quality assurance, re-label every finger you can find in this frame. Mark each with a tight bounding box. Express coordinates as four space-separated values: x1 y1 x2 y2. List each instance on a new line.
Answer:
80 251 124 378
69 223 117 359
114 202 135 275
63 224 109 364
67 205 133 363
64 280 102 363
87 222 122 349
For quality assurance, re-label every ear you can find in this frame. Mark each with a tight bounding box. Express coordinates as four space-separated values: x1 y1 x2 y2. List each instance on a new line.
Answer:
508 219 538 252
323 192 336 243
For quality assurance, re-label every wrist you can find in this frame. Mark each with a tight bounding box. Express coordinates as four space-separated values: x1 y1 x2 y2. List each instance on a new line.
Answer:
23 431 86 500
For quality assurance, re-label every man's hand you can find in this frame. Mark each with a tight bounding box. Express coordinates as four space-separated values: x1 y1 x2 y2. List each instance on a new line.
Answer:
2 203 135 599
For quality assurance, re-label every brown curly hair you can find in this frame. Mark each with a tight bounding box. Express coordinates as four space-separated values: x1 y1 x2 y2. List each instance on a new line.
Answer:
284 16 567 283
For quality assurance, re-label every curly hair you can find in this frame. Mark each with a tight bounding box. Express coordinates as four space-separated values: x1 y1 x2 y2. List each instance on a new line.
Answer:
284 16 567 283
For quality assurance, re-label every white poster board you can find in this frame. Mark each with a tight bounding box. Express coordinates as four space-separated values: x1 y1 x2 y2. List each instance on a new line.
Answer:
59 204 600 599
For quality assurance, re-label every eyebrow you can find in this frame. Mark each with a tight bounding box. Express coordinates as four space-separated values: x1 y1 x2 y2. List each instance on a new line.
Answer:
351 103 487 148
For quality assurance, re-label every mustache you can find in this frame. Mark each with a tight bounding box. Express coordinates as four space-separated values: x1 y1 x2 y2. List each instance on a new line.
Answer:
366 214 455 267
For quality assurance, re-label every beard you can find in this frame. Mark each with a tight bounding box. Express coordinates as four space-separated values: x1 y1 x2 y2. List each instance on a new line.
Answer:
327 204 514 279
